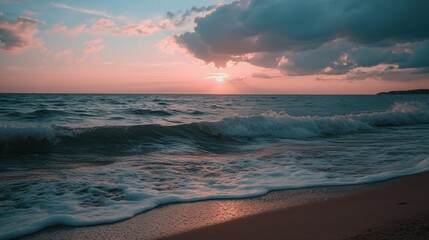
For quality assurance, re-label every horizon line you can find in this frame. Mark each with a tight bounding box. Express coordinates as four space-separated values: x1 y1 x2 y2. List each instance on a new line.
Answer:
0 92 382 96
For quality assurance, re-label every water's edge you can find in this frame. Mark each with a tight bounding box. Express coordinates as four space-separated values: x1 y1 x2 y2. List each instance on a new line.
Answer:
20 170 429 240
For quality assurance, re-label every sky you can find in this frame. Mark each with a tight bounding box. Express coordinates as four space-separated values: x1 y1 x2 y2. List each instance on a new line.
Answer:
1 0 429 94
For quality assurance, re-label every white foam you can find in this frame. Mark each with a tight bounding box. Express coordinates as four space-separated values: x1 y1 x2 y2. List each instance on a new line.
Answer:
202 102 429 138
2 155 429 240
1 102 429 239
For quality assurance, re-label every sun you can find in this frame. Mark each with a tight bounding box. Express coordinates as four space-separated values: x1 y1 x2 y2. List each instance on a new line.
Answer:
215 75 225 82
207 73 228 83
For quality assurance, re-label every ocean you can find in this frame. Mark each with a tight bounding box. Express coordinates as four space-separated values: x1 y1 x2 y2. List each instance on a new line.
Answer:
1 94 429 239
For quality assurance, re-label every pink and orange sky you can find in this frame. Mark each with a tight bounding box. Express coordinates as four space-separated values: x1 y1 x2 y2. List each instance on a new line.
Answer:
1 0 428 94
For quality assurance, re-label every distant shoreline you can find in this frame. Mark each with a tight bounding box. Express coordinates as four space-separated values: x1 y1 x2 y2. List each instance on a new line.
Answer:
377 89 429 95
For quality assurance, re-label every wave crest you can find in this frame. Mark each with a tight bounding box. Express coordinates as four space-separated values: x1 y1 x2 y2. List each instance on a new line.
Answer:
125 109 173 116
202 102 429 138
1 102 428 154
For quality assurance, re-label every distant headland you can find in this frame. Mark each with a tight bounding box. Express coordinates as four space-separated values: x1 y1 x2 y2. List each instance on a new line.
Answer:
377 89 429 95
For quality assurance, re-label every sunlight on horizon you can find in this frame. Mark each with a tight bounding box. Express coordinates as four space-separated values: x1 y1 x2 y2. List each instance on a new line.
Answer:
206 73 229 83
0 1 428 94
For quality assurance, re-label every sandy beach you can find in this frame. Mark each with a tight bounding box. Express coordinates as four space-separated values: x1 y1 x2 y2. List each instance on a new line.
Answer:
22 171 429 240
162 172 429 240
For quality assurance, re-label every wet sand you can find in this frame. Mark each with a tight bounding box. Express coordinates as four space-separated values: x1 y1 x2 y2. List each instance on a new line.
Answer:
23 172 429 240
162 172 429 240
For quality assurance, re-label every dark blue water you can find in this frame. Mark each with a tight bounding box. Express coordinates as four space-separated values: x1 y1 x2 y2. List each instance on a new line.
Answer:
1 94 429 239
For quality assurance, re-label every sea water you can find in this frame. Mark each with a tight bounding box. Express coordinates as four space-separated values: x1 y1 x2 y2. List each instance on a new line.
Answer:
1 94 429 239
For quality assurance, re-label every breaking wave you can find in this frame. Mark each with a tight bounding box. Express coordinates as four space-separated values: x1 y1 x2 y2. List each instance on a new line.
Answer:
1 102 428 154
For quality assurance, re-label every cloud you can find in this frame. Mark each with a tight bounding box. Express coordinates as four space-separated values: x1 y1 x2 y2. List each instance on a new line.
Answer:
53 3 114 19
315 63 428 82
252 72 276 79
46 5 220 38
0 15 44 53
119 20 160 35
93 18 116 28
51 48 72 61
174 0 429 78
227 76 247 84
165 5 217 27
21 10 37 16
84 38 104 54
46 18 161 36
206 72 229 82
157 36 185 54
43 38 105 64
46 23 87 35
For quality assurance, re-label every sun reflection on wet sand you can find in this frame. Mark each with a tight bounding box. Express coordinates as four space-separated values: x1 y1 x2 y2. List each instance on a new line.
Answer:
23 186 365 240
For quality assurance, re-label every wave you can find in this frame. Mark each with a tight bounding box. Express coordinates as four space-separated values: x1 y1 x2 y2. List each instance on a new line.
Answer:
127 108 206 116
3 109 70 119
1 102 428 154
29 109 71 118
202 102 429 138
125 108 173 116
0 124 70 154
2 156 429 240
3 112 23 117
172 109 206 115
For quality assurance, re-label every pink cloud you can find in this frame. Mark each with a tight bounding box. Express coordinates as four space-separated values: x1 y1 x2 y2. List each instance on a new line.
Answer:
119 19 160 35
42 38 105 65
157 36 185 54
84 38 104 54
93 18 116 27
91 18 116 34
71 24 87 34
22 10 38 16
46 23 87 35
158 19 175 29
0 16 44 53
44 39 104 63
48 23 68 33
46 18 162 36
52 49 73 61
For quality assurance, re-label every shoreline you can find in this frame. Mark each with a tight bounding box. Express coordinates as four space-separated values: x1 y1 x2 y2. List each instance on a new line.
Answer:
22 171 429 240
21 183 367 240
162 171 429 240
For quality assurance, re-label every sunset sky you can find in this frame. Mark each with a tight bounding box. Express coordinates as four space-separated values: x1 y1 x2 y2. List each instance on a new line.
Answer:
1 0 428 94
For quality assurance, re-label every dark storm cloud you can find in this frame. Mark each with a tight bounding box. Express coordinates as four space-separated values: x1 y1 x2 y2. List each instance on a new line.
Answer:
174 0 429 77
0 15 44 52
